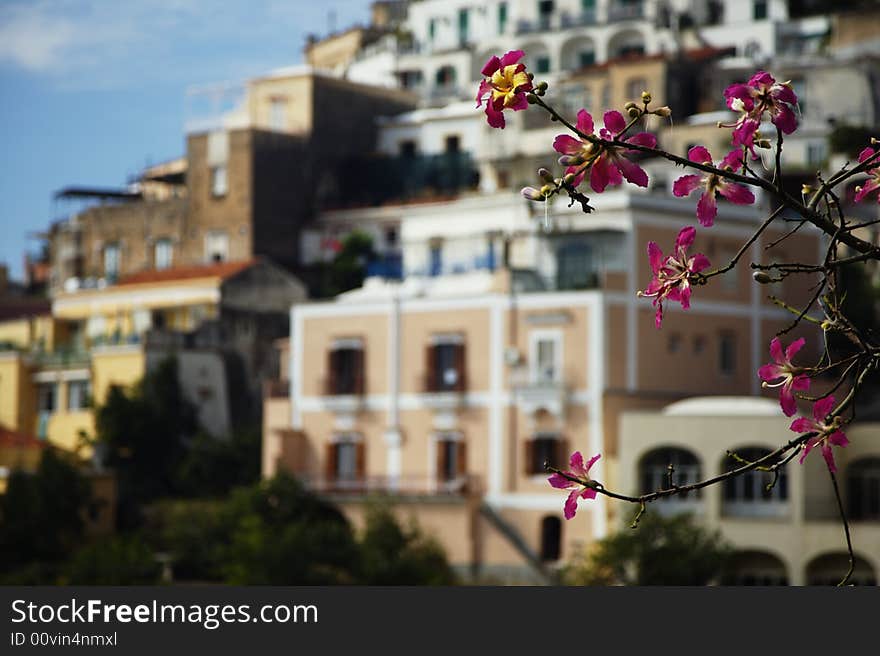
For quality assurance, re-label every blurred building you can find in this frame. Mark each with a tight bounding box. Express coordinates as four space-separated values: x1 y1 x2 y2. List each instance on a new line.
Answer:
0 260 305 454
619 397 880 585
264 192 823 582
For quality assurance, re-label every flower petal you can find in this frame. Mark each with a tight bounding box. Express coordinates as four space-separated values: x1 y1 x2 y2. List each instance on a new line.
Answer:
673 174 703 197
548 472 574 489
769 337 783 363
790 417 816 434
589 155 613 193
773 104 798 135
576 109 594 135
821 443 837 473
675 226 696 250
780 387 797 417
485 103 505 128
758 363 783 381
569 451 585 476
647 242 664 273
585 453 601 473
689 253 711 273
687 146 713 165
791 375 810 392
626 131 657 148
617 157 649 188
480 56 501 77
773 83 798 106
828 430 849 448
696 190 717 227
719 149 745 172
717 182 755 206
581 487 597 501
499 50 525 68
603 110 626 135
553 134 584 155
813 396 836 423
563 488 580 520
784 337 805 361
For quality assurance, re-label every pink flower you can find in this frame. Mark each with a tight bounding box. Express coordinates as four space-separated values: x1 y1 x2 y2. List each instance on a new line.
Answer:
552 109 657 193
724 71 798 134
548 451 601 520
758 337 810 417
790 396 849 473
475 50 533 129
672 147 755 227
638 226 710 328
854 147 880 203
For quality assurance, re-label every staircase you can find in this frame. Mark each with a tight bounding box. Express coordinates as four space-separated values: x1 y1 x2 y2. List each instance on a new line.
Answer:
478 501 559 585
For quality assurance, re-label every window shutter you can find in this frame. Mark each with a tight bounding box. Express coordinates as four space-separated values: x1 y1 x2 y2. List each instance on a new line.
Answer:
356 441 366 480
437 439 449 482
554 438 568 470
457 440 467 476
354 347 365 395
325 443 338 481
454 342 466 391
327 348 338 395
426 344 437 391
524 439 535 475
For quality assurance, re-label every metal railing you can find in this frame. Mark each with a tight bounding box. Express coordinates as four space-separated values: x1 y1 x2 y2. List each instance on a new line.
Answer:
305 474 477 497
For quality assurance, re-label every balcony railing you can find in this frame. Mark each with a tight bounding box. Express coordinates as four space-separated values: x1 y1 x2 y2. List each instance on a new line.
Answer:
32 349 91 369
305 474 477 497
263 379 289 399
560 10 597 28
607 2 644 22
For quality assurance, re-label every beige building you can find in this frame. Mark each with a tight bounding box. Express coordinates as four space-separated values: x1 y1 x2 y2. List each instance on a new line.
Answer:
619 397 880 586
264 196 823 582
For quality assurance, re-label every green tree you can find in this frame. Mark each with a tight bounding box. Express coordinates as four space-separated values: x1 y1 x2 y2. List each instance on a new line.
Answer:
174 427 262 498
94 356 197 528
0 449 92 582
63 535 162 585
358 503 456 585
563 513 731 586
321 231 376 297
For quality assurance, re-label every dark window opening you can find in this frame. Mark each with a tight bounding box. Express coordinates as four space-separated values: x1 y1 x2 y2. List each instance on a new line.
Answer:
327 345 365 395
540 515 562 561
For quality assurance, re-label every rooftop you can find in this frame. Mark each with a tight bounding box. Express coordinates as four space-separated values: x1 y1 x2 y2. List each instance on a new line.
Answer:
116 260 257 287
663 396 781 417
0 425 47 450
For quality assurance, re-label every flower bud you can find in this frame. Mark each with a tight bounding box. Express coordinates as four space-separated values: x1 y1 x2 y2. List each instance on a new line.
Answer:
624 101 638 111
562 173 576 186
558 154 585 166
627 106 641 118
757 138 772 149
526 93 538 104
536 81 549 94
521 187 546 201
539 184 555 197
653 106 672 118
641 91 652 104
538 168 555 183
752 271 773 284
801 183 813 195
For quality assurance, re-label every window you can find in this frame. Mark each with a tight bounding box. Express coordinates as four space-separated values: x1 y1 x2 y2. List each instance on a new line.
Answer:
154 238 173 270
67 380 90 411
400 70 423 90
205 231 229 263
753 0 767 20
526 433 564 475
498 2 508 33
458 8 469 45
626 78 647 102
429 242 443 277
269 96 287 131
37 383 57 414
847 458 880 520
385 226 398 247
428 18 436 42
326 437 364 484
719 332 736 376
445 135 460 154
693 335 706 354
535 55 551 74
399 140 417 158
211 165 228 197
435 66 456 87
601 84 611 109
436 433 466 483
807 142 825 167
426 336 465 392
667 333 682 353
640 448 701 500
103 243 120 282
327 339 365 395
556 241 597 290
540 516 562 561
538 0 555 29
531 332 561 384
722 447 788 517
718 251 737 292
578 50 596 68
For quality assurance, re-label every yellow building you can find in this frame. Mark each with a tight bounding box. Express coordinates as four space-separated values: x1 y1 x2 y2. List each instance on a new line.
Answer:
1 259 304 455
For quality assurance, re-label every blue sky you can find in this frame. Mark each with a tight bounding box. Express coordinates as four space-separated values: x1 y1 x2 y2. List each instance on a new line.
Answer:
0 0 373 279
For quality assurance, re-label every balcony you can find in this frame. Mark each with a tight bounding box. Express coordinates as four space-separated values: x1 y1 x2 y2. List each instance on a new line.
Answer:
330 152 479 209
366 254 403 280
32 349 91 369
560 10 597 29
305 474 477 498
607 2 644 22
263 378 289 399
510 371 568 419
321 375 365 414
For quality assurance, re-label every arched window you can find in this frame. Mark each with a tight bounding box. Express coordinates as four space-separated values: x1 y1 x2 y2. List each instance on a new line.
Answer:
540 515 562 562
806 553 877 586
722 551 788 586
639 447 702 515
721 447 788 517
847 457 880 520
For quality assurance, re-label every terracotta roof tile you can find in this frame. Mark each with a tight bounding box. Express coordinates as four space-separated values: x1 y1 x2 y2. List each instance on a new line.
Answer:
116 260 257 287
0 425 47 450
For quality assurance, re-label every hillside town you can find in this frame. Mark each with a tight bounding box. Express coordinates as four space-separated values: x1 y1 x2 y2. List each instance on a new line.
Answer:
1 0 879 585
